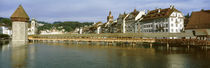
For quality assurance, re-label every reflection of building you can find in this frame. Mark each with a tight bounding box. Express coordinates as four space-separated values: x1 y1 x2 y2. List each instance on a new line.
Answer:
139 5 184 33
185 10 210 40
107 48 156 68
11 45 27 68
0 26 12 36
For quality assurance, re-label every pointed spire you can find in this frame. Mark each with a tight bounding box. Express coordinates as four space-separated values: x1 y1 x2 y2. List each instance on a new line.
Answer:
109 11 112 16
10 5 29 22
124 12 126 15
134 8 137 12
107 10 113 22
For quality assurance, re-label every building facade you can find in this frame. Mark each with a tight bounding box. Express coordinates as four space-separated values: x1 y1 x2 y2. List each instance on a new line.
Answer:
139 5 185 33
101 11 114 33
185 9 210 40
124 9 146 33
40 27 65 35
0 26 12 35
28 18 38 35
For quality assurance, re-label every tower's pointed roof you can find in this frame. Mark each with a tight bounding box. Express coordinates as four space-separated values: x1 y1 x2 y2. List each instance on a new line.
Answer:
11 5 29 18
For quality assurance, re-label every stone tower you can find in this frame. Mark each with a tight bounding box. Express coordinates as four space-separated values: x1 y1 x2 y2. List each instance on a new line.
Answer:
10 5 29 43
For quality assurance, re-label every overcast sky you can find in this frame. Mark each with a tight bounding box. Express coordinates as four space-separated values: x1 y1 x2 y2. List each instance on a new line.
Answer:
0 0 209 23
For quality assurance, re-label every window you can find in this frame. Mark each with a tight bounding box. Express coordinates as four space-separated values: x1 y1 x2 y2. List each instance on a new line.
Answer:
166 29 168 32
171 24 173 27
176 24 178 27
171 18 173 21
171 29 173 32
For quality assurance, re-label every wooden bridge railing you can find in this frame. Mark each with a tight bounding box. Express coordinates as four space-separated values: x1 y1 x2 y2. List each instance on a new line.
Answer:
29 34 210 45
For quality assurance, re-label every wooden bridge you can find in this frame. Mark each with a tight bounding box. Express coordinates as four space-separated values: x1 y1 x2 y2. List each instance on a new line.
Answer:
28 33 210 46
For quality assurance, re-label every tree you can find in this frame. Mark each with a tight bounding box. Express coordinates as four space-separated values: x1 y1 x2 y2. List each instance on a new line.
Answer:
37 21 93 32
184 13 191 27
0 18 12 28
185 13 190 18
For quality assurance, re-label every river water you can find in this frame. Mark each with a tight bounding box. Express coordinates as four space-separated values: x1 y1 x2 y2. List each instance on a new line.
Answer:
0 42 210 68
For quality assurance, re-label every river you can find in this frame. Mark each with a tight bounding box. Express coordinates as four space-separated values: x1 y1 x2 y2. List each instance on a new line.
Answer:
0 42 210 68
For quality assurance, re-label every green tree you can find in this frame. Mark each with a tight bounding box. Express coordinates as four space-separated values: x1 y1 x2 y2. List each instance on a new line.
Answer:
0 17 12 27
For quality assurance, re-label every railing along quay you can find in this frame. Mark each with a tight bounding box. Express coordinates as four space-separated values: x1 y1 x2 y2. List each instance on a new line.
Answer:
28 35 210 46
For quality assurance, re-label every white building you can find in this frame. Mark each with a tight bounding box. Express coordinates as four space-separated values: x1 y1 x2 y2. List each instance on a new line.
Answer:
28 18 38 35
0 26 12 35
124 9 146 33
115 9 146 33
40 27 65 35
139 5 185 33
73 28 83 34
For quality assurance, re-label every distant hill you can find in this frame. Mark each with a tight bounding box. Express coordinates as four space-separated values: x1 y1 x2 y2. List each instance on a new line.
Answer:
0 17 93 32
38 21 93 32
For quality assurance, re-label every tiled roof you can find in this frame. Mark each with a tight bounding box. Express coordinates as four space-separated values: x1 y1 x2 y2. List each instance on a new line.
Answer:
186 10 210 29
11 5 29 18
10 5 29 22
141 7 180 21
118 13 128 20
93 22 102 28
126 9 139 20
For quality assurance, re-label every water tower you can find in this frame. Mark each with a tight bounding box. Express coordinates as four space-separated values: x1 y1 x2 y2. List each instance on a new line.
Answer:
10 5 29 44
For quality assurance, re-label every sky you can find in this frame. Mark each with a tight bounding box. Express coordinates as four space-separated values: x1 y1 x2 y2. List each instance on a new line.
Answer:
0 0 209 23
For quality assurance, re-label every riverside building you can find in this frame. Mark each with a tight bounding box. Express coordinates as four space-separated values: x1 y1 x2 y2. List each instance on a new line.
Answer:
139 5 185 33
185 9 210 40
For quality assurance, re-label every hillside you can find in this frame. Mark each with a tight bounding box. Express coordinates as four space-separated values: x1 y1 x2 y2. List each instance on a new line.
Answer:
0 17 93 32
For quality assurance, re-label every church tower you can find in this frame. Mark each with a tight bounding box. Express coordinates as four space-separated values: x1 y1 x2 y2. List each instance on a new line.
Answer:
107 11 113 22
10 5 29 43
30 18 37 35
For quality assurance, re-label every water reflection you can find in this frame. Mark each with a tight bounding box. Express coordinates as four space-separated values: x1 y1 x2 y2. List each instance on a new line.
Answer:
11 45 27 68
0 41 28 68
0 42 210 68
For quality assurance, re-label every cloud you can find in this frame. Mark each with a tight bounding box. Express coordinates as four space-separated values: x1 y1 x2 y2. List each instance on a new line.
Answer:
0 0 209 23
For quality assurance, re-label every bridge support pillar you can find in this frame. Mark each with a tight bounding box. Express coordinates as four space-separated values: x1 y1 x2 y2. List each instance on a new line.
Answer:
150 43 153 48
167 43 170 49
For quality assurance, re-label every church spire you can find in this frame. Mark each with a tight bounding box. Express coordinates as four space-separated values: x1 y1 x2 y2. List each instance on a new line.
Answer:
107 11 113 22
134 8 137 12
109 11 112 16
